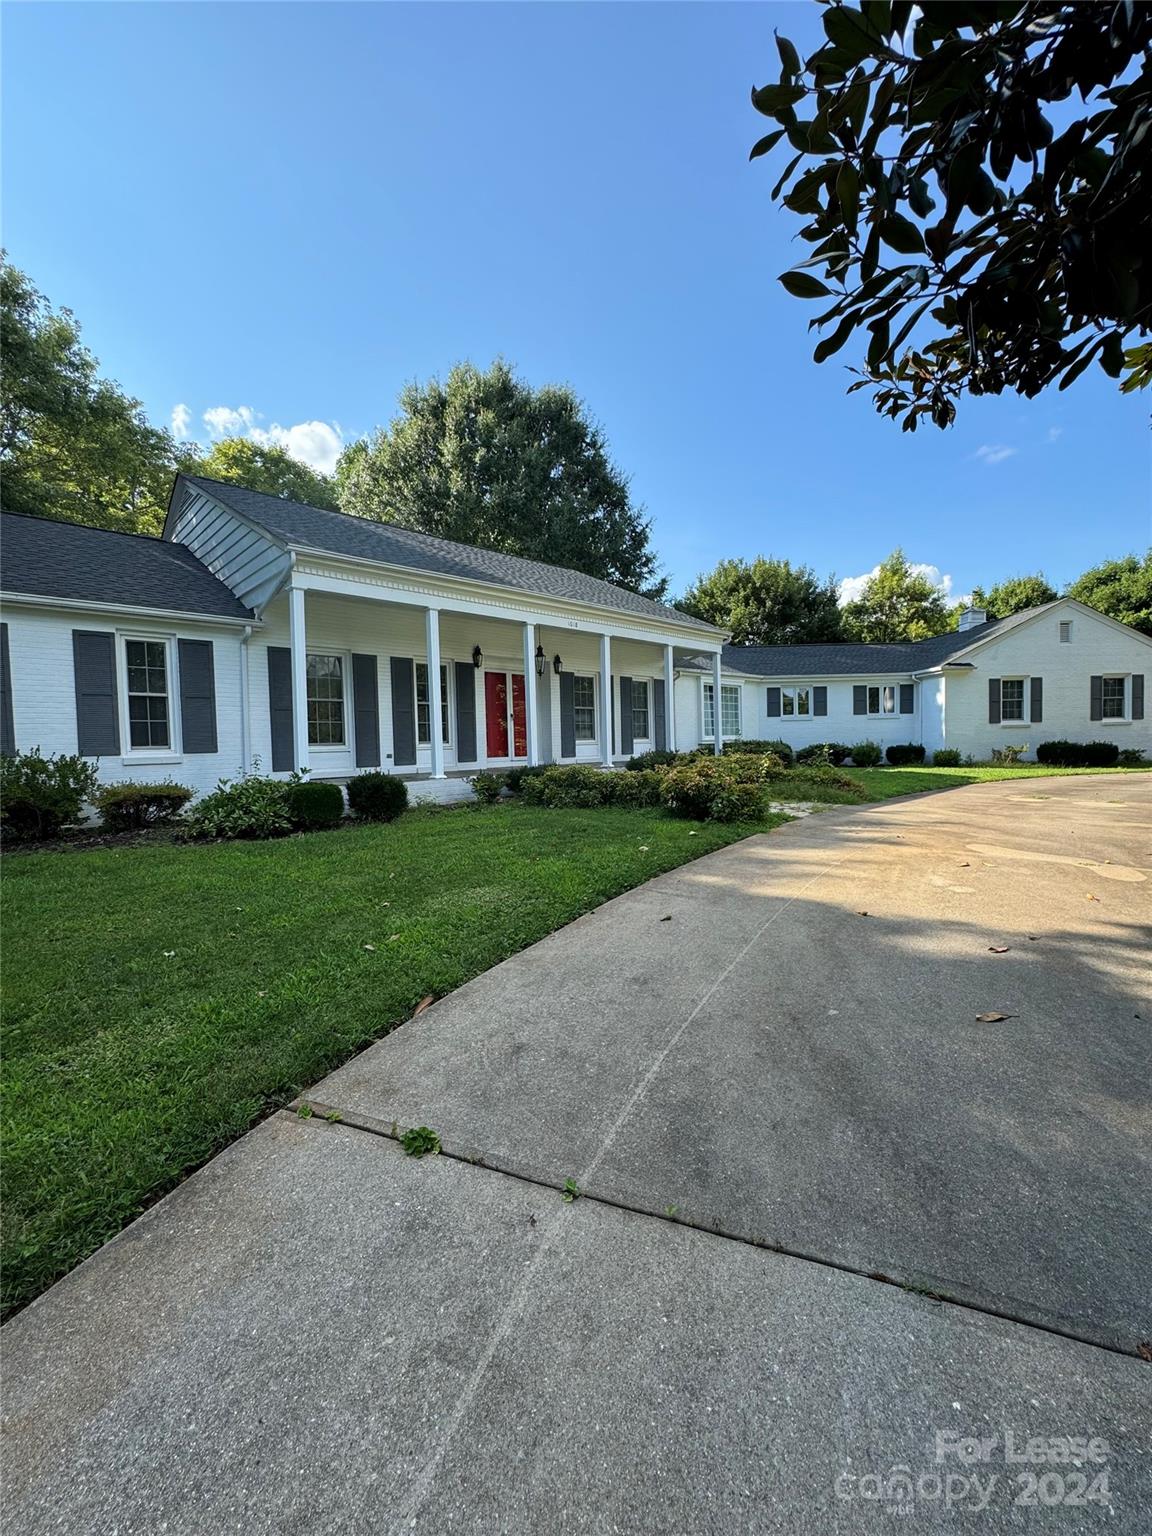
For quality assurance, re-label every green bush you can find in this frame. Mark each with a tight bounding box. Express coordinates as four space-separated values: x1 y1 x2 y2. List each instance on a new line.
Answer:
932 749 962 767
185 771 295 840
849 740 883 767
1117 748 1146 766
1035 740 1121 768
885 743 926 766
347 771 408 821
783 763 862 793
625 749 681 772
795 742 851 766
660 755 766 822
503 764 550 793
469 771 506 804
722 738 794 764
607 769 665 807
519 766 612 808
288 780 345 829
93 781 194 831
0 748 100 840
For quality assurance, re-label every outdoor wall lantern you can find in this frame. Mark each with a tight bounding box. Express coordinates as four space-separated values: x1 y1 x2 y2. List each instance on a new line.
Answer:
472 645 484 669
552 654 563 676
534 645 546 677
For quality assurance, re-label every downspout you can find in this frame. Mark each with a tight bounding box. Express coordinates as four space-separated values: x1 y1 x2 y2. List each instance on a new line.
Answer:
239 624 253 775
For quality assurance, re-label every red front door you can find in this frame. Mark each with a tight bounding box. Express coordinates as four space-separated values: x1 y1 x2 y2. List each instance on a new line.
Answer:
484 672 509 758
511 675 527 758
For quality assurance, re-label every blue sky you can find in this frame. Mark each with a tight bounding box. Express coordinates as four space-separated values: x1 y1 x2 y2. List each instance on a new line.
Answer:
3 1 1149 600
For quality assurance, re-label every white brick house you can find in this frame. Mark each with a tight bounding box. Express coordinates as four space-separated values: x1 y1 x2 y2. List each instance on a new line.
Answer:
1 477 1148 799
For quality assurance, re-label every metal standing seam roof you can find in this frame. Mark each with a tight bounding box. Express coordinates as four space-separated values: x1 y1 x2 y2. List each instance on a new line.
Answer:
178 476 723 636
0 511 254 620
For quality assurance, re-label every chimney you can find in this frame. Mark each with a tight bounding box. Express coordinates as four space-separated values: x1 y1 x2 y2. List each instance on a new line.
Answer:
958 607 987 632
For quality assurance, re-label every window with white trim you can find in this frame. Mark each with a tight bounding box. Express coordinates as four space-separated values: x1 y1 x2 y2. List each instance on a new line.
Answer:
573 675 596 740
124 638 171 749
1000 677 1026 722
415 663 450 745
781 686 811 717
1101 676 1127 719
307 654 346 746
866 684 897 716
703 682 741 738
632 679 650 739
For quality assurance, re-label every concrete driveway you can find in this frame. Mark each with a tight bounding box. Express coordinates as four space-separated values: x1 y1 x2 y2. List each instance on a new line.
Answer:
4 775 1150 1533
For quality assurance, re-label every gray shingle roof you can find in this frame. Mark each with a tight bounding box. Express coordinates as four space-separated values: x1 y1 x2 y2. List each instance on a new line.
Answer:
1 512 253 620
180 476 721 635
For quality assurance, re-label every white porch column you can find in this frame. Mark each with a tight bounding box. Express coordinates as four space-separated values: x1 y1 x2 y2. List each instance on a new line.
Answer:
599 633 613 768
425 606 446 778
712 650 724 756
522 622 541 766
288 584 310 773
663 644 676 753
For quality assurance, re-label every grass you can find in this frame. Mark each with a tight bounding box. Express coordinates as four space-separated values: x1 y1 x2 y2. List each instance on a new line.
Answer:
769 763 1151 805
0 803 782 1316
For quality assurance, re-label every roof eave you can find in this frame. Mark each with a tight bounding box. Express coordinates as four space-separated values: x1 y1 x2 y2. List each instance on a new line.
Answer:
0 590 258 627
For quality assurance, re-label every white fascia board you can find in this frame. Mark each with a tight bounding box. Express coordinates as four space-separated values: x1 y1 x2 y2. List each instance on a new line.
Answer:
0 591 260 628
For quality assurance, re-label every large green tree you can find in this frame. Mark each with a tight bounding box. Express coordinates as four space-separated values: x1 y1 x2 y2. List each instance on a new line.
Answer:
751 3 1152 430
679 556 844 644
336 360 666 596
841 549 951 640
0 256 187 534
1065 552 1152 635
192 436 338 509
970 573 1059 617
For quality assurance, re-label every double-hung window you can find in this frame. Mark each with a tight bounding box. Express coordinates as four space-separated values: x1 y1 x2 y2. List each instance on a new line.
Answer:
867 684 897 716
632 679 650 740
703 682 741 738
415 663 450 745
125 638 171 749
1101 676 1126 720
307 654 346 746
999 678 1026 722
781 686 811 718
573 675 596 741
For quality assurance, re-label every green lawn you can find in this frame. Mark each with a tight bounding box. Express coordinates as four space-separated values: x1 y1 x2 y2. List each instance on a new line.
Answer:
0 804 781 1316
790 763 1151 804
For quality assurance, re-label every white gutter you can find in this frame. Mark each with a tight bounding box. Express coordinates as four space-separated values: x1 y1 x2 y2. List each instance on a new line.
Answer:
239 624 253 774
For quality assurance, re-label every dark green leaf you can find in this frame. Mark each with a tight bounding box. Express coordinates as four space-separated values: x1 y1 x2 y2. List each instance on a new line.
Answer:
749 129 786 161
751 82 806 117
1100 332 1125 378
836 161 860 233
813 315 858 363
880 214 925 254
780 271 834 299
775 31 801 77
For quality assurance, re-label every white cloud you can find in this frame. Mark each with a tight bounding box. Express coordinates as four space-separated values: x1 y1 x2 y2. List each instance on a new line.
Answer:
838 561 966 607
170 403 192 440
973 443 1017 466
180 403 345 475
203 405 257 438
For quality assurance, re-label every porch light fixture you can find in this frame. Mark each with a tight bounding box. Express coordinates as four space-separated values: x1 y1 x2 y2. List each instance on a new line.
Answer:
472 645 483 669
534 644 546 677
552 653 563 676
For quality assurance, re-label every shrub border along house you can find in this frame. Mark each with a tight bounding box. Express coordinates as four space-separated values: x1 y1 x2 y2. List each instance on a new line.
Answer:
0 748 100 841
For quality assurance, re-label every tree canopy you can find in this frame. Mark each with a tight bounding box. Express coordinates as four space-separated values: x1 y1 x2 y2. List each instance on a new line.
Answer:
193 437 338 509
678 556 844 644
969 573 1059 618
335 361 666 597
751 2 1152 430
1 256 189 534
1064 551 1152 635
840 549 952 640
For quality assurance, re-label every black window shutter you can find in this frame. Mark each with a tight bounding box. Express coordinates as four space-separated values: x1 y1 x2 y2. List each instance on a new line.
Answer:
267 646 294 771
73 630 120 756
988 678 1001 725
619 677 634 756
899 682 914 715
766 687 782 718
559 671 576 758
454 660 477 762
0 622 14 756
178 639 218 754
813 686 828 717
1132 674 1145 721
1089 675 1103 722
653 678 667 751
853 685 867 716
1030 676 1043 725
352 654 380 767
390 656 417 765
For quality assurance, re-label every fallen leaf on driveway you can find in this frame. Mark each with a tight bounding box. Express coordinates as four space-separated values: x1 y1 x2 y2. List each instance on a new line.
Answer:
988 946 1011 954
660 914 672 922
958 861 970 868
412 994 434 1017
1137 1341 1152 1362
1086 893 1100 901
857 910 869 916
975 1012 1015 1023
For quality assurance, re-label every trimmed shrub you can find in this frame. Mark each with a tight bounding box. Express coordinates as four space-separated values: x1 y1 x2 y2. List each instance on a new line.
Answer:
185 772 294 840
288 780 344 829
519 766 612 809
1117 748 1146 766
607 769 665 808
660 755 765 822
932 749 962 767
469 771 505 804
722 738 794 764
93 781 193 831
347 771 409 821
504 764 550 793
885 743 926 766
991 743 1029 765
1035 740 1121 768
625 749 681 772
781 763 862 793
849 740 883 767
795 742 851 766
0 748 99 840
